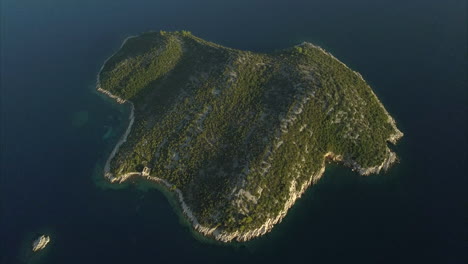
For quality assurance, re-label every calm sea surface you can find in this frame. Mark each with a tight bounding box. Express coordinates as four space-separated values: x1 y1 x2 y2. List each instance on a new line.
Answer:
1 0 466 263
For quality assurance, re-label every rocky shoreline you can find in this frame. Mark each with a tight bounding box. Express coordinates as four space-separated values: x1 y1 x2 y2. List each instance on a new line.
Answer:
100 147 400 242
97 43 403 243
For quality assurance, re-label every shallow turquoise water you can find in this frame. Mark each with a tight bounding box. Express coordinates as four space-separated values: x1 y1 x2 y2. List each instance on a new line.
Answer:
1 0 466 263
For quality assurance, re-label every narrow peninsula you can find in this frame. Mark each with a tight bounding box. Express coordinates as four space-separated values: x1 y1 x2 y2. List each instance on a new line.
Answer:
97 31 403 242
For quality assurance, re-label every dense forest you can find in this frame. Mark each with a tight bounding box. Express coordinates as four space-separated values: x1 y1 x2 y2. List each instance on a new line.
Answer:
98 31 402 239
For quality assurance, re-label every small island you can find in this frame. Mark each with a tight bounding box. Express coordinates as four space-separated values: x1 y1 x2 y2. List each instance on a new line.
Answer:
32 235 50 252
97 31 403 242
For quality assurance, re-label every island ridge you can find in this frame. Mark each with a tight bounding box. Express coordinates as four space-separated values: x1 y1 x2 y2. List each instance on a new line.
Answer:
97 31 403 242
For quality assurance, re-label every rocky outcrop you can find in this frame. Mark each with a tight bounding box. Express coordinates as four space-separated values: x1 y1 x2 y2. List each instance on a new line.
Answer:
32 235 50 252
97 87 126 104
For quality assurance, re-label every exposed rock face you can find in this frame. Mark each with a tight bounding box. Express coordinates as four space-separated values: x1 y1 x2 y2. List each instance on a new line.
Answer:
32 235 50 252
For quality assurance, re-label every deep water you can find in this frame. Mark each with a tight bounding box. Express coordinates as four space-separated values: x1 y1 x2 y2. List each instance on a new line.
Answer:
1 0 466 263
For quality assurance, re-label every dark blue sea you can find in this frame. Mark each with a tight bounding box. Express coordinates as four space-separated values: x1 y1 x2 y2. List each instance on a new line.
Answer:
1 0 466 263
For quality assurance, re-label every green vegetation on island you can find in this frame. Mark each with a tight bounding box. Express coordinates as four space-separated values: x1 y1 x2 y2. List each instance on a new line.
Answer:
98 31 403 242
